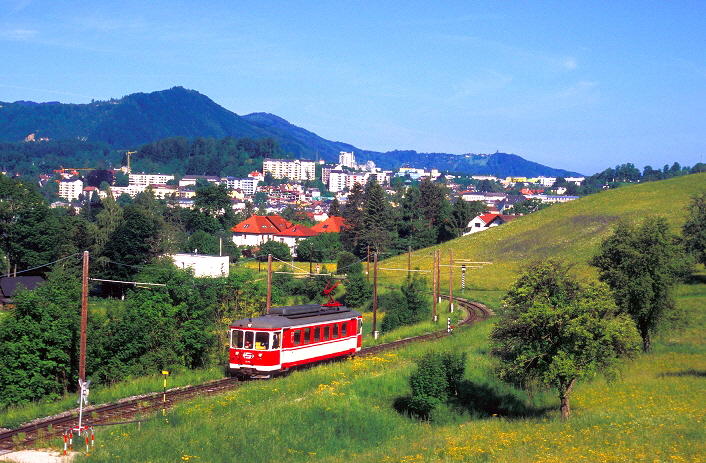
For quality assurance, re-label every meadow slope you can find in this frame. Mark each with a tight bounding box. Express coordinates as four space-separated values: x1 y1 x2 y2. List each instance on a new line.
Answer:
380 173 706 291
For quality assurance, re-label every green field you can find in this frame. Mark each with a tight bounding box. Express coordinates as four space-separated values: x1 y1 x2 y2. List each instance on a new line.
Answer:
65 175 706 463
3 175 704 461
73 281 705 462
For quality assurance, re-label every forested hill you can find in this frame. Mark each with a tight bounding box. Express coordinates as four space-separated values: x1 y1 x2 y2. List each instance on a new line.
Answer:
0 87 582 176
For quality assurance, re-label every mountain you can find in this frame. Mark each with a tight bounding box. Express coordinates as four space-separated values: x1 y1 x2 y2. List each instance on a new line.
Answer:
0 87 582 177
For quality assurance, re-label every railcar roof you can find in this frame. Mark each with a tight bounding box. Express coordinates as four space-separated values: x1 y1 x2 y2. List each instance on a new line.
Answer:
230 304 362 330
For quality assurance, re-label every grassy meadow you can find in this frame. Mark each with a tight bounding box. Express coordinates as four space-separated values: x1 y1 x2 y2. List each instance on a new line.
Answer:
5 175 705 461
73 280 705 463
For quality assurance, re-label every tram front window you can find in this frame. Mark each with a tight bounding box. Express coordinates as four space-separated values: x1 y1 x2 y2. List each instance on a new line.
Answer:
244 331 254 349
255 332 269 350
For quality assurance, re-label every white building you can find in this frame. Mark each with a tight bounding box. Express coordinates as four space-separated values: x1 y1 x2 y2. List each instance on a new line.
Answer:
129 173 175 186
58 179 84 201
263 158 316 181
179 175 220 188
328 170 348 193
536 177 557 187
221 177 258 195
339 151 356 168
170 253 229 277
109 184 147 198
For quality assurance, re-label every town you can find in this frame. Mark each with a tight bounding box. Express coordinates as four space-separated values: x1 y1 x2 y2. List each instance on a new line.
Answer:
47 150 583 260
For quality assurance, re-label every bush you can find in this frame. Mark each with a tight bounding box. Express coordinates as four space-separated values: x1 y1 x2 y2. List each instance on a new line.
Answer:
343 272 372 309
259 239 291 261
337 251 363 275
405 350 467 420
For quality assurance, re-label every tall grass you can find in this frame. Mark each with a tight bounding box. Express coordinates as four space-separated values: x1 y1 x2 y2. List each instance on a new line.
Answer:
73 281 705 462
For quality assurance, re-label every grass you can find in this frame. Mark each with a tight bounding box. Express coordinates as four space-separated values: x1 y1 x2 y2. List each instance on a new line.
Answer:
0 368 224 430
379 173 706 291
71 282 705 462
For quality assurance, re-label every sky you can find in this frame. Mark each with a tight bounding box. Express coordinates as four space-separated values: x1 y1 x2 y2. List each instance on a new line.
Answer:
1 1 705 175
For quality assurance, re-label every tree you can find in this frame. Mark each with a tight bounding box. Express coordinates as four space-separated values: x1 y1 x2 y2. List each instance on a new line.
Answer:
328 197 340 216
193 183 231 218
342 272 372 309
361 180 396 254
0 271 82 407
259 239 291 262
336 251 363 275
381 272 431 331
295 233 342 263
449 198 485 238
682 191 706 265
590 218 693 351
490 260 641 420
340 182 365 255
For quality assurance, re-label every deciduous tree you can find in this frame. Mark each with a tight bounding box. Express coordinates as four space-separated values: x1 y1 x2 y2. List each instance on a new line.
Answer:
682 191 706 265
490 260 641 420
590 218 692 351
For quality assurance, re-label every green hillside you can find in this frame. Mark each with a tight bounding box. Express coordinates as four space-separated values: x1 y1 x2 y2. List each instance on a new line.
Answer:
379 173 706 291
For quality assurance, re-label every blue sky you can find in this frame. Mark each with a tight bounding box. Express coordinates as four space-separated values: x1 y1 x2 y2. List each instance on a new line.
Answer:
2 1 704 175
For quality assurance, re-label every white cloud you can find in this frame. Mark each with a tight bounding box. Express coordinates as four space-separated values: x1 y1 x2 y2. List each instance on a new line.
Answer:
0 28 37 40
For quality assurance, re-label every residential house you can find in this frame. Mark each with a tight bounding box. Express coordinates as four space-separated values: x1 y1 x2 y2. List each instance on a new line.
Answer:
465 213 520 235
170 253 229 277
231 215 293 247
311 216 346 234
0 276 44 307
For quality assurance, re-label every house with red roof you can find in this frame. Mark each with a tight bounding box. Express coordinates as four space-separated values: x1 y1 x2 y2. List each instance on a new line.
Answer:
274 224 318 255
465 213 520 235
310 216 346 234
231 215 293 247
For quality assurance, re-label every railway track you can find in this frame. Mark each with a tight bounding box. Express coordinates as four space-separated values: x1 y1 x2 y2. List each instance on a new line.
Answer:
0 296 492 455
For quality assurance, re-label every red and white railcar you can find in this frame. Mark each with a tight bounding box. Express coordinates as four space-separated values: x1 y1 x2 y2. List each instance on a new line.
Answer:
229 304 362 378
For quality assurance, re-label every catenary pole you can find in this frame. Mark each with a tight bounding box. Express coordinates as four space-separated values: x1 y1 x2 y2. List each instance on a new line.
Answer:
80 251 88 384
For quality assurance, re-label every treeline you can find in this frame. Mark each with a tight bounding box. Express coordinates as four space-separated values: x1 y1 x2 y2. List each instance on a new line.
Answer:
577 162 706 195
0 135 289 183
0 263 278 408
132 136 289 178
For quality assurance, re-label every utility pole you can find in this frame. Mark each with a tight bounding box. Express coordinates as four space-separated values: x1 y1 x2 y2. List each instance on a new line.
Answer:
366 245 370 282
78 251 90 432
407 245 411 280
372 253 379 339
266 254 272 313
432 250 438 322
449 248 454 312
80 251 88 384
309 243 313 275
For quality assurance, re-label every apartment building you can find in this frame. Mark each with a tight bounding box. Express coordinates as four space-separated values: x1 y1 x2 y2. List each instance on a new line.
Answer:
263 158 316 181
129 173 175 186
58 179 84 201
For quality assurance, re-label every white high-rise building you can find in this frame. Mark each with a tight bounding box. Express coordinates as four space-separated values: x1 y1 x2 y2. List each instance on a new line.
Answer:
58 179 84 201
263 158 316 181
339 151 356 168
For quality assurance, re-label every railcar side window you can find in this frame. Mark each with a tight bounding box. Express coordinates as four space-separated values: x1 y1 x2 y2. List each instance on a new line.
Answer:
272 333 280 349
244 331 254 349
293 330 301 346
324 326 330 340
255 332 269 350
358 319 363 333
314 327 320 342
304 328 311 344
333 324 339 339
342 323 347 337
233 330 244 348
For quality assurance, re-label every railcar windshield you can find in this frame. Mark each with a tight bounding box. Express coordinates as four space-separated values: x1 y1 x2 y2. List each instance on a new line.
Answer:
231 329 281 350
